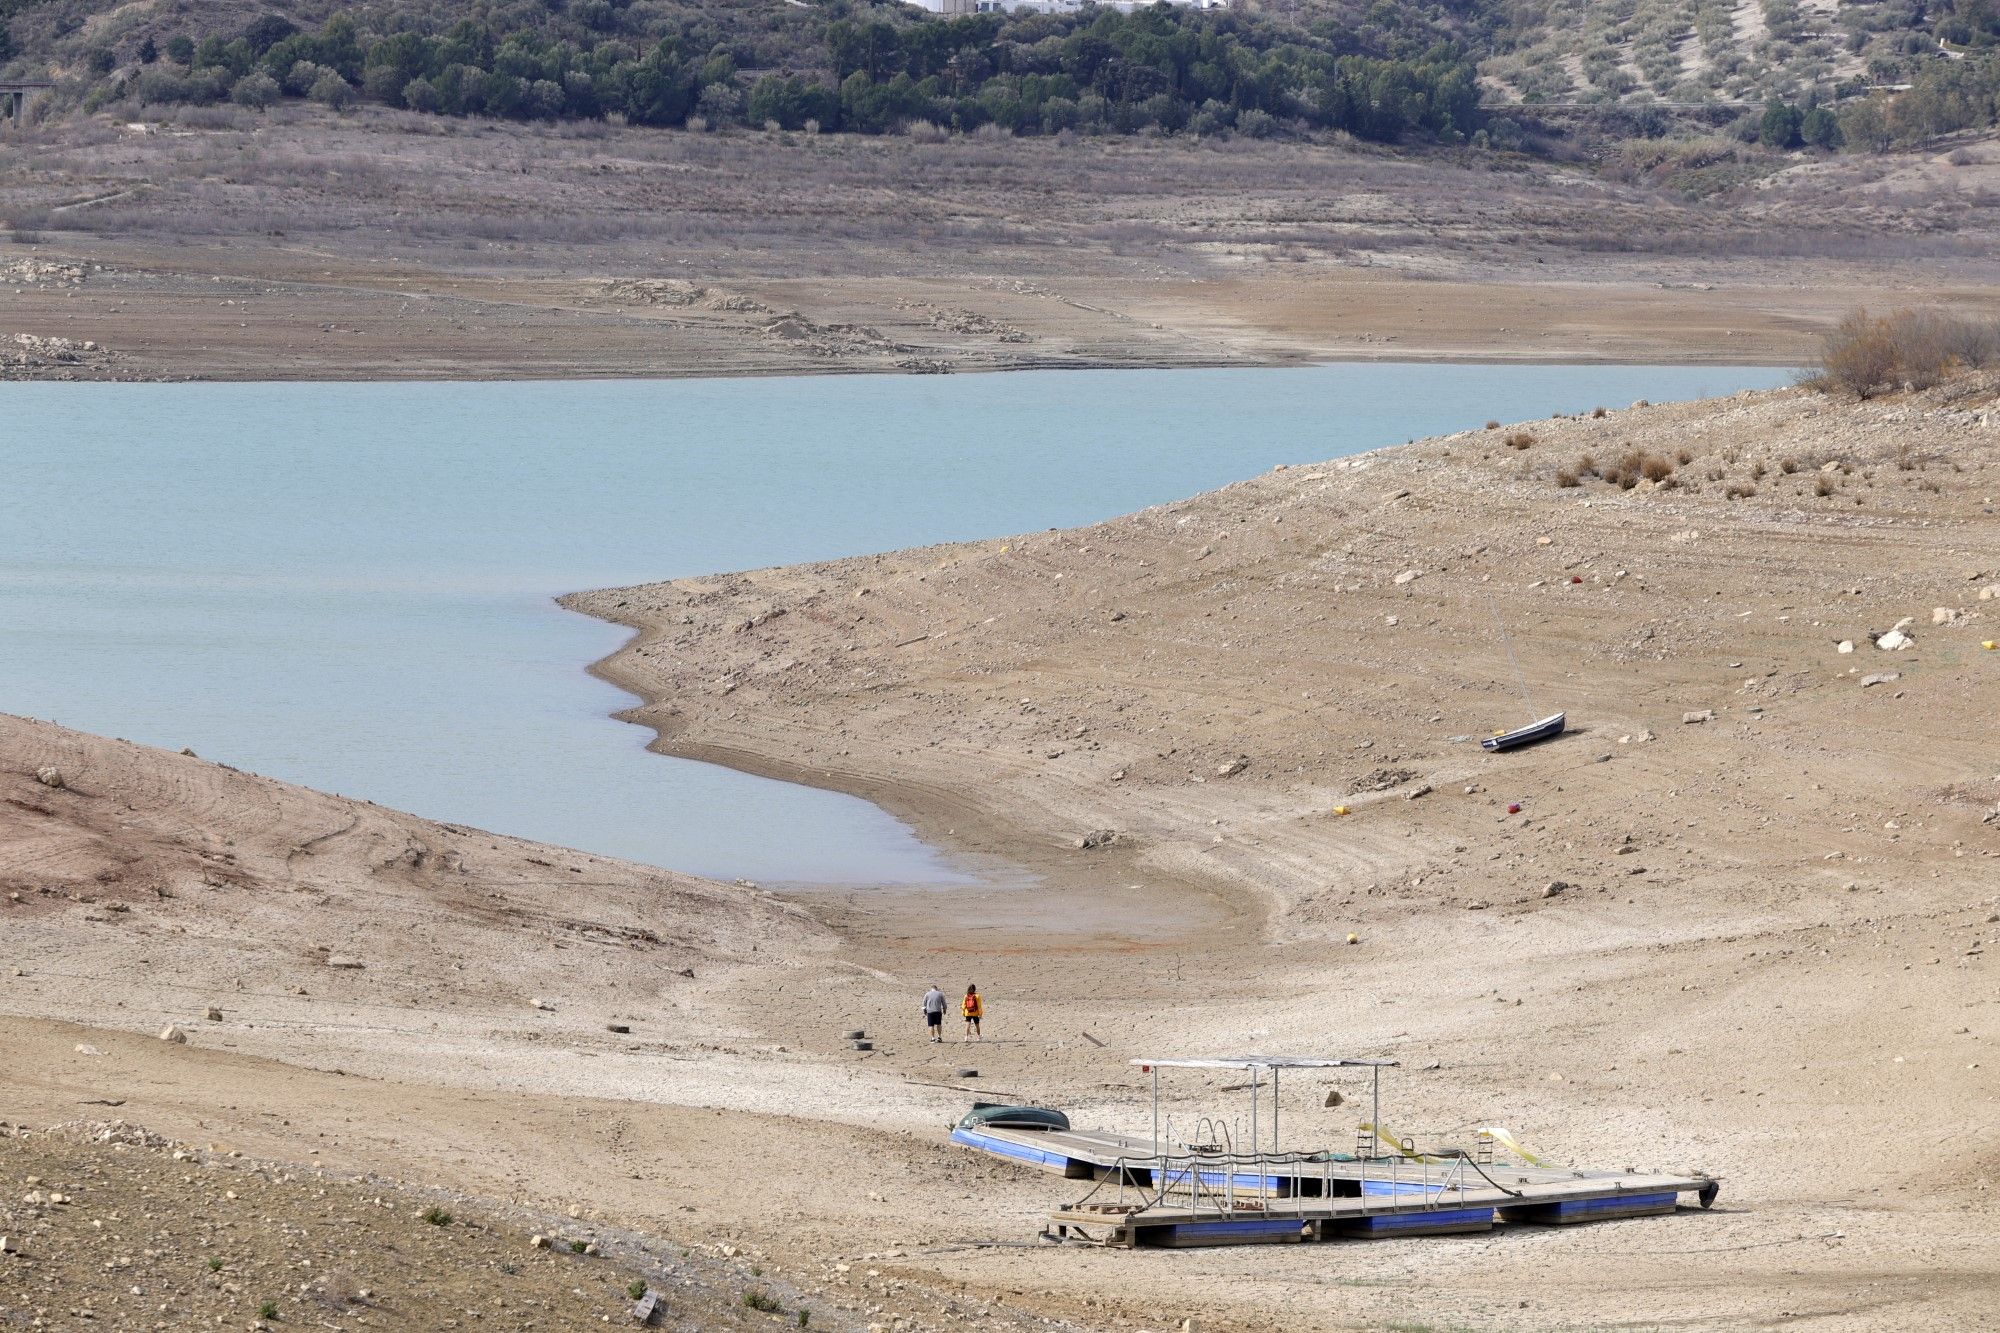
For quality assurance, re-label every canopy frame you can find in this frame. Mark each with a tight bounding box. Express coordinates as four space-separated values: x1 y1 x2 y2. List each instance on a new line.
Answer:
1130 1055 1402 1156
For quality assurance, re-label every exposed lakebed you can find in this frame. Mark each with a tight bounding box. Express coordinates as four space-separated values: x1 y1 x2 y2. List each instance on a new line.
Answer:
0 364 1789 882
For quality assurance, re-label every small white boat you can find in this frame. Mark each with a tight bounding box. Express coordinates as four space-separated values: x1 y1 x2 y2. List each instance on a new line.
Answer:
1481 712 1566 752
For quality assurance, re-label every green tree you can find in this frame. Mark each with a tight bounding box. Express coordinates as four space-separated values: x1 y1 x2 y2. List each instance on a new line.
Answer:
231 70 281 109
1760 98 1802 147
1799 105 1842 147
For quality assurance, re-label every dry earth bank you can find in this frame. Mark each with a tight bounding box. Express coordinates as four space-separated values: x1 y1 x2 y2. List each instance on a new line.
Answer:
6 110 2000 379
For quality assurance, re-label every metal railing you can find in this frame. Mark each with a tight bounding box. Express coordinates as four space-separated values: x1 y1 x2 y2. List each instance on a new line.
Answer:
1062 1146 1479 1224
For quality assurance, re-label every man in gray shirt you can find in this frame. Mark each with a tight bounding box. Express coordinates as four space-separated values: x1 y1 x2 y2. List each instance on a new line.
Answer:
921 983 947 1043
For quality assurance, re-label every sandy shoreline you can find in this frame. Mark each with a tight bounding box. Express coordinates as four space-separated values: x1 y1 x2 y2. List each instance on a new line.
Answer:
7 374 2000 1331
557 375 2000 1325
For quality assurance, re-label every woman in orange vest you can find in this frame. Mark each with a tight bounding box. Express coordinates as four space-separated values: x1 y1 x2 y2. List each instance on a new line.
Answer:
961 983 983 1041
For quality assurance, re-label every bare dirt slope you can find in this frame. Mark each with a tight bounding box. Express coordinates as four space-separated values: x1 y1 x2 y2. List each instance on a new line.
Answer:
0 711 826 1077
568 376 2000 1327
7 109 2000 380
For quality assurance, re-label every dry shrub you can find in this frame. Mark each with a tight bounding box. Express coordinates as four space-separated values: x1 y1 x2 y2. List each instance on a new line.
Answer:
1705 465 1725 481
1639 452 1674 482
1814 475 1835 496
1485 420 1501 430
1750 461 1766 480
1555 467 1581 487
1576 452 1597 476
1779 456 1800 474
1675 447 1693 465
1815 307 2000 398
1725 483 1754 499
1505 431 1536 449
1591 405 1608 419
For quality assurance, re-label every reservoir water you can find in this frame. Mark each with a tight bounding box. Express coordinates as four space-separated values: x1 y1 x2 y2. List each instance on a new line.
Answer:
0 364 1790 883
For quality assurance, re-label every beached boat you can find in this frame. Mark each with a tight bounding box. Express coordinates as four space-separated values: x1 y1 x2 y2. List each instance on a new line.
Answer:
1480 711 1565 752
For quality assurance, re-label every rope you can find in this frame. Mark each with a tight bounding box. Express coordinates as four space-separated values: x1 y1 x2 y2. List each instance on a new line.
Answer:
1485 593 1540 725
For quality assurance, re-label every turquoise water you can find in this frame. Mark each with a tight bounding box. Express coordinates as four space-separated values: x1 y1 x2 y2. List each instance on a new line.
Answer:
0 364 1789 882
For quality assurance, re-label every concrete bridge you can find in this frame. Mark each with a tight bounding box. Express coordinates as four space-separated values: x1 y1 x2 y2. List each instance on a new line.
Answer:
2 81 55 127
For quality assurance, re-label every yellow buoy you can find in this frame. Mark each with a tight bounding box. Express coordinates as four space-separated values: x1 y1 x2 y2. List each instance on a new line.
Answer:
1333 805 1350 816
1985 640 1997 651
1345 932 1359 945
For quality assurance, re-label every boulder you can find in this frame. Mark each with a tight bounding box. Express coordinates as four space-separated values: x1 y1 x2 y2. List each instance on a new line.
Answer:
1861 672 1900 688
33 767 63 789
1392 569 1423 585
1837 640 1855 654
159 1025 187 1044
1542 881 1568 898
1682 709 1715 724
1876 630 1913 651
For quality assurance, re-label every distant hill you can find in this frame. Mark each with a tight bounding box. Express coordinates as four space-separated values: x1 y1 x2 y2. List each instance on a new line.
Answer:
3 0 1995 148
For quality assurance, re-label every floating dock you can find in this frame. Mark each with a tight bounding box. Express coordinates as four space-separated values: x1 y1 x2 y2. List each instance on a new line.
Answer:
950 1054 1720 1250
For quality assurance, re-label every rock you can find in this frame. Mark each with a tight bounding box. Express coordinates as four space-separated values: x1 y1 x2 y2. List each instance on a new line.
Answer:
159 1025 187 1044
851 1039 873 1051
74 1043 104 1056
1980 585 2000 601
1877 630 1913 651
1465 899 1490 910
204 1007 223 1022
0 1235 15 1254
530 998 555 1011
1384 615 1400 627
1216 756 1249 777
34 767 63 789
1535 535 1553 546
1542 881 1568 898
179 747 196 757
584 1242 601 1256
1861 672 1900 688
1075 829 1119 850
1405 783 1432 800
606 1023 632 1034
1682 709 1714 724
1837 640 1855 654
955 1067 979 1079
529 1234 551 1250
1392 569 1423 585
325 956 364 969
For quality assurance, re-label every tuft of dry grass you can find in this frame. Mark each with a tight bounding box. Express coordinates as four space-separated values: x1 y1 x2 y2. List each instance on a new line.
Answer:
1591 405 1608 419
1555 467 1581 487
1505 431 1536 450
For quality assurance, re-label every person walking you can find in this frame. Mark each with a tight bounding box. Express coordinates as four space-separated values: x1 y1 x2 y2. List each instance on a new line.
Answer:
921 982 947 1043
961 983 983 1041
